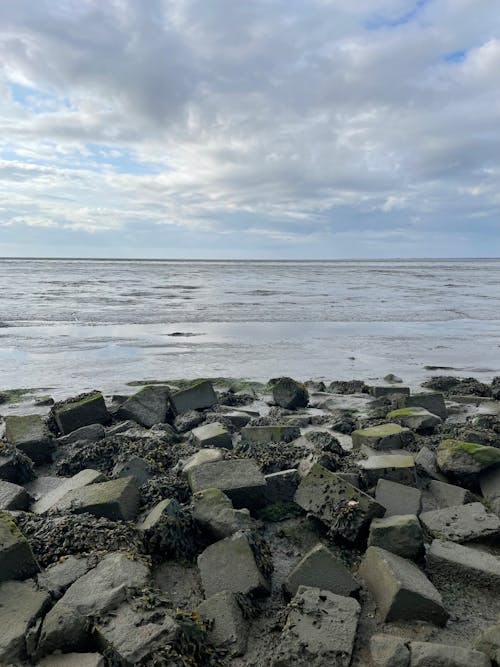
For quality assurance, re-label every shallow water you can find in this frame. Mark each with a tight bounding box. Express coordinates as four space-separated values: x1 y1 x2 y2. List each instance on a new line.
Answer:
1 258 499 398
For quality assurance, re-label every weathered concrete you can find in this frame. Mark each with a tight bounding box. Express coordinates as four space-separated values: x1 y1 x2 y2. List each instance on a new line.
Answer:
54 392 110 434
475 623 500 665
426 539 500 587
480 465 500 516
197 590 248 656
0 479 30 510
375 479 421 517
138 497 181 532
358 454 416 487
57 423 105 446
0 512 39 581
370 634 410 667
429 479 477 509
352 423 414 451
54 476 140 520
264 469 300 504
188 459 267 509
368 514 423 560
272 377 309 409
112 456 152 486
37 555 92 598
369 386 410 398
387 407 442 434
180 447 224 475
192 421 233 449
437 439 500 479
409 641 491 667
4 414 53 464
415 446 447 483
117 385 170 428
240 425 300 445
37 653 105 667
419 502 500 543
32 469 106 514
169 380 217 415
191 488 257 540
395 391 447 420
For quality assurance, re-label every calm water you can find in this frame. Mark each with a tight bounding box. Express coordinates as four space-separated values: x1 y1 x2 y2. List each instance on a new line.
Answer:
1 258 500 399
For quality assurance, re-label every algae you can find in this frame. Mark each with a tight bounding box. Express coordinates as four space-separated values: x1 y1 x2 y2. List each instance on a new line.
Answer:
441 439 500 467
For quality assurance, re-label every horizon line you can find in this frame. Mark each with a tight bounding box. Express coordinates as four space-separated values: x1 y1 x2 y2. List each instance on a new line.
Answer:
0 256 499 262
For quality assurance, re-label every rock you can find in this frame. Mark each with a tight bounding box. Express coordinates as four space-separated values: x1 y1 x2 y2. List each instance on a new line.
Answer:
32 469 106 514
384 374 403 383
368 514 423 560
93 600 177 664
39 552 150 654
4 414 53 464
358 454 416 487
0 512 39 581
419 502 500 543
188 459 267 510
0 445 35 484
429 479 477 508
415 446 448 483
387 407 442 434
37 654 105 667
37 555 92 598
0 579 49 664
192 421 233 449
375 479 422 517
272 585 360 667
197 531 271 597
426 539 500 587
105 420 138 436
475 623 500 665
57 423 106 446
0 479 30 510
272 377 309 409
54 476 140 520
240 425 301 445
222 411 252 428
197 590 248 656
191 488 257 540
169 380 217 415
53 392 110 434
173 409 204 432
264 469 300 504
369 386 410 398
352 423 415 451
179 448 224 475
480 466 500 516
294 464 385 542
395 392 447 420
409 641 491 667
370 633 410 667
436 439 500 481
283 543 359 598
117 385 169 428
359 546 448 625
112 457 152 486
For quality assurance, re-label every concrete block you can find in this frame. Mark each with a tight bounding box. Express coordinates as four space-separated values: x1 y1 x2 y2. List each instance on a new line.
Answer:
169 380 217 415
54 476 140 520
375 479 421 517
192 421 233 449
419 502 500 543
188 459 267 509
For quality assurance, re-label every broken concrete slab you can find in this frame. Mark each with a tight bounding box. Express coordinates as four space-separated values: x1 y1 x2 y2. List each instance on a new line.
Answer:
352 423 414 451
0 512 39 581
0 479 30 510
387 407 442 434
264 469 300 504
188 459 267 509
375 479 422 517
359 546 448 626
409 641 491 667
358 454 417 487
368 514 423 560
294 463 385 542
396 392 447 420
54 392 110 434
54 476 140 520
117 385 169 428
4 414 53 464
426 539 500 587
283 543 359 598
37 555 92 598
197 590 248 656
57 423 106 446
169 380 217 415
197 531 271 598
419 502 500 543
272 377 309 409
32 468 106 514
370 633 410 667
369 386 411 398
191 421 233 449
429 479 477 509
272 585 360 667
222 411 252 428
112 456 152 486
436 439 500 480
138 497 181 532
0 446 35 484
415 446 447 483
179 447 224 476
240 425 300 445
191 488 257 540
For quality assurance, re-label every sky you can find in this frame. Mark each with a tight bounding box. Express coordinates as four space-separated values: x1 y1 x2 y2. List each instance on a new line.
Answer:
0 0 499 259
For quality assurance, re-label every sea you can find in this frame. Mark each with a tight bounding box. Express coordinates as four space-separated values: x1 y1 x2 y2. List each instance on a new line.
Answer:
1 258 500 400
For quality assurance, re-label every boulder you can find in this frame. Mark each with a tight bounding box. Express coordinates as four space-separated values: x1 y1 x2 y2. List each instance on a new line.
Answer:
197 531 271 598
197 590 248 656
272 377 309 409
37 654 105 667
117 386 169 428
54 476 140 520
173 409 204 432
169 380 217 415
375 479 421 517
426 539 500 587
415 446 447 483
410 641 491 667
352 423 414 451
272 586 360 667
475 623 500 665
32 469 106 514
191 488 257 540
0 445 35 484
368 514 423 560
0 512 39 581
429 479 476 509
358 454 416 487
283 543 359 598
188 459 267 509
264 469 300 504
0 479 30 510
191 421 233 449
359 546 448 625
0 579 49 664
53 392 110 434
240 425 300 445
221 411 252 428
419 502 500 543
294 464 385 542
395 392 447 420
436 439 500 480
57 423 105 446
112 457 152 486
4 414 53 464
387 407 442 434
370 633 410 667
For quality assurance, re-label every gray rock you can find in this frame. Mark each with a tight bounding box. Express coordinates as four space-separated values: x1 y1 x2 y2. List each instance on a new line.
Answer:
197 590 248 656
352 423 414 451
294 463 385 542
0 447 34 484
264 469 300 504
112 457 152 486
0 479 30 510
284 543 359 598
179 448 224 475
359 546 448 626
272 585 360 667
426 539 500 587
415 446 447 483
57 423 105 446
138 497 181 531
37 556 91 598
222 411 252 428
387 407 442 434
0 513 39 581
105 420 137 436
370 634 410 667
169 380 217 415
174 409 204 432
4 414 53 464
475 623 500 665
32 469 106 514
191 488 257 540
375 479 422 517
368 515 423 560
419 502 500 543
54 392 110 434
480 466 500 516
369 386 410 398
272 377 309 409
358 454 416 487
117 385 170 428
409 641 491 667
188 459 267 510
54 476 140 520
192 421 233 449
384 374 403 383
0 579 49 664
395 392 447 420
429 479 477 509
197 531 271 597
240 425 301 445
436 439 500 479
37 653 105 667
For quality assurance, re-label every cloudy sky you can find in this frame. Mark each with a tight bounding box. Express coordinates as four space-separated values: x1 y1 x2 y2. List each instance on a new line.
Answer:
0 0 499 258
